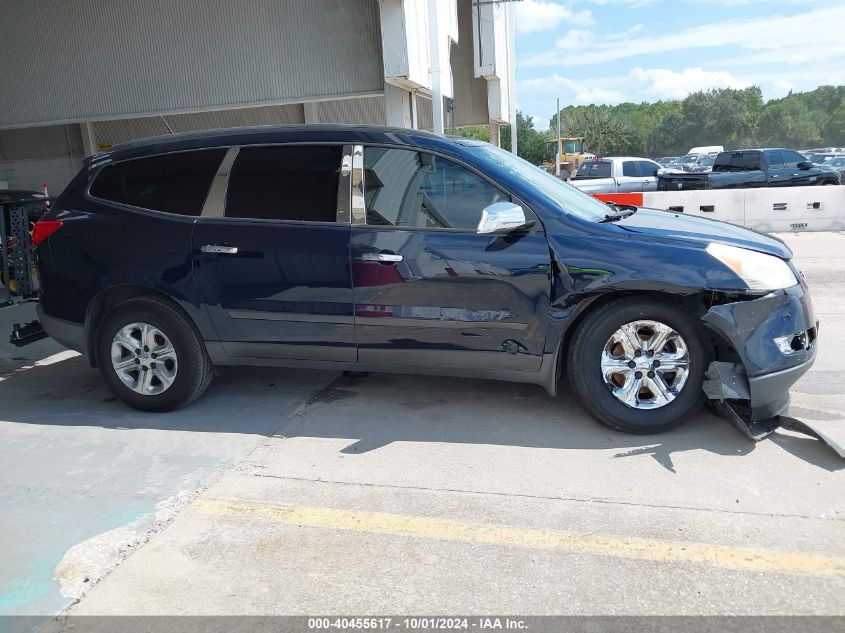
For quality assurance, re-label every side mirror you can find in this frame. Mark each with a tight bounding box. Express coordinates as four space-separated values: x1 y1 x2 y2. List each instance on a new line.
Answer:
797 161 813 170
477 202 529 234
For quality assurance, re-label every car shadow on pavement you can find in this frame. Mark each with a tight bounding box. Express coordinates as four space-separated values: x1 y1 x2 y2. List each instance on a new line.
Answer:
1 356 841 473
291 372 845 473
0 355 340 437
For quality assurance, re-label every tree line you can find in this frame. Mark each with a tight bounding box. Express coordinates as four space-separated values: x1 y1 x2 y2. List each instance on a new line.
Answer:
455 85 845 164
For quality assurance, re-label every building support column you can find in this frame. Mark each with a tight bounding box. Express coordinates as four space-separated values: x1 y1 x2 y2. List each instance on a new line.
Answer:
427 0 444 135
303 101 320 124
489 122 500 147
384 83 413 128
80 122 97 157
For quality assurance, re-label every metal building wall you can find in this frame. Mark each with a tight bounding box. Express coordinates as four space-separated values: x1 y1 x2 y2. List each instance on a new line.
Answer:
450 0 490 127
415 96 434 131
1 0 384 128
316 96 386 125
0 125 84 192
90 104 307 148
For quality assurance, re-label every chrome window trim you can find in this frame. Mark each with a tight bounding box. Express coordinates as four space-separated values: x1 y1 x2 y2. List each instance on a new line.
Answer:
200 147 240 218
337 145 354 225
351 144 365 226
85 147 228 219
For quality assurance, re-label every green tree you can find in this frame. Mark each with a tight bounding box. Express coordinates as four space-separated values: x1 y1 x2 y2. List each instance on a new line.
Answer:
547 85 843 157
500 112 547 164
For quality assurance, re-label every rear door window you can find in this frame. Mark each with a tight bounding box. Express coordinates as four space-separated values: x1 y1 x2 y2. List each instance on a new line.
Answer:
225 145 343 222
731 152 762 171
621 161 637 177
90 149 226 215
576 161 612 179
714 152 761 172
363 148 506 230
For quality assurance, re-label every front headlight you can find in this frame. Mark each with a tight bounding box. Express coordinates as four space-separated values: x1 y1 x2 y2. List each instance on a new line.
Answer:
705 242 797 291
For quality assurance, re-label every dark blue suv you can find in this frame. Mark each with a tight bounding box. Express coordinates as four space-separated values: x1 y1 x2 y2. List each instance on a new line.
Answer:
33 125 817 435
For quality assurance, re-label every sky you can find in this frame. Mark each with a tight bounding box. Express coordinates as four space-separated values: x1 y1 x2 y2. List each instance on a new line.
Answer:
513 0 845 130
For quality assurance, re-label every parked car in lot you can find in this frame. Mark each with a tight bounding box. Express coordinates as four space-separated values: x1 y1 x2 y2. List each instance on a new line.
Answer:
658 148 841 190
30 125 817 435
656 156 678 167
570 157 661 194
822 156 845 180
669 152 718 173
807 152 844 165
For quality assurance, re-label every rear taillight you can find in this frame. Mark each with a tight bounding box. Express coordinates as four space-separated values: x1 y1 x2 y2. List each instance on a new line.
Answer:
32 220 63 247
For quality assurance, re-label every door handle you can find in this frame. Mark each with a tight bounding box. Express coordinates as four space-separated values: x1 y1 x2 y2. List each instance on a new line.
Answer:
201 244 239 254
360 252 403 263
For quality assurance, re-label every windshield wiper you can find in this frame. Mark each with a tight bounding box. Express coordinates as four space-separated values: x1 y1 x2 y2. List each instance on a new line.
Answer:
599 202 638 222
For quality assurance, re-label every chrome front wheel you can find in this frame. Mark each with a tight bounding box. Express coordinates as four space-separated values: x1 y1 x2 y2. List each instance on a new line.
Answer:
600 319 691 410
111 322 178 396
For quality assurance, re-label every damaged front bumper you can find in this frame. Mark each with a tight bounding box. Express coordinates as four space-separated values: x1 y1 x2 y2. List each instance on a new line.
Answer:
700 283 826 444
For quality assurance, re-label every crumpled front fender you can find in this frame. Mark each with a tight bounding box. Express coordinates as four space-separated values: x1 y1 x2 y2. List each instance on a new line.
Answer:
700 284 817 422
698 283 836 454
700 285 815 378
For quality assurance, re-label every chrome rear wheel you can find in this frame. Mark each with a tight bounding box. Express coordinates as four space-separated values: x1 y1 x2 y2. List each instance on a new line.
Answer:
111 322 178 396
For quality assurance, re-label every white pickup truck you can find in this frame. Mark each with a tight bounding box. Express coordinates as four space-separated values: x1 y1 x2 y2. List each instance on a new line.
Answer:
570 157 662 194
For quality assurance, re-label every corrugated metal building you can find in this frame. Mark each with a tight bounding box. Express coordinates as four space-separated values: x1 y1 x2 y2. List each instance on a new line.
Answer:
0 0 514 193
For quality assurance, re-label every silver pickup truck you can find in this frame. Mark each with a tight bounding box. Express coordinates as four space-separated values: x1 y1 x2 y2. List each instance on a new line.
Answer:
570 157 662 194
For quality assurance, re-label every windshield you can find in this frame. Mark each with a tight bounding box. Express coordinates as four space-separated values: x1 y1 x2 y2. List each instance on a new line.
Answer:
824 157 845 167
677 154 696 163
562 139 581 153
469 144 610 223
697 155 715 166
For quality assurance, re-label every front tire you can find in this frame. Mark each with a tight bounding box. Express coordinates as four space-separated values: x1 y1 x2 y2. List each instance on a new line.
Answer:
96 296 213 412
566 298 707 434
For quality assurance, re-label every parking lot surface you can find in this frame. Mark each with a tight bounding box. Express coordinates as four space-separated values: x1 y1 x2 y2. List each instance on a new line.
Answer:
1 233 844 627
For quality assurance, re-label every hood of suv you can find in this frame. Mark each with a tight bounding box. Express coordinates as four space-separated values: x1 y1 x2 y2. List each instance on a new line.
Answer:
613 208 792 259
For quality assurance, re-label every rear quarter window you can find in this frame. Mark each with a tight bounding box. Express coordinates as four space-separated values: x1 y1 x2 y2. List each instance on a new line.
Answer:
89 149 226 215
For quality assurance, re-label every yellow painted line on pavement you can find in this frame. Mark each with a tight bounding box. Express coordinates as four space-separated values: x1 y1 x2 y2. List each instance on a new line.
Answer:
195 498 845 577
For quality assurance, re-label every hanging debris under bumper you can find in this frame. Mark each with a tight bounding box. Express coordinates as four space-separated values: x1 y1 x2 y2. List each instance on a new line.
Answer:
699 284 841 456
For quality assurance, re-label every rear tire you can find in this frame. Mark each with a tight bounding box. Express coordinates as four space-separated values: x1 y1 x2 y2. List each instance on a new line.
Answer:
96 296 213 412
566 297 707 434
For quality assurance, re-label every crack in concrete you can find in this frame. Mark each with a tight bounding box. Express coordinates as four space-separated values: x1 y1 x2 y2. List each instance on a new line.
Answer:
246 472 843 523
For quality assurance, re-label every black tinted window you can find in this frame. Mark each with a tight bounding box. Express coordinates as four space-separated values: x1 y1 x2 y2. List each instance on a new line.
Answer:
363 148 506 230
781 150 805 169
635 161 655 177
622 161 637 177
576 161 612 179
732 152 761 170
225 145 342 221
90 149 225 215
713 152 761 172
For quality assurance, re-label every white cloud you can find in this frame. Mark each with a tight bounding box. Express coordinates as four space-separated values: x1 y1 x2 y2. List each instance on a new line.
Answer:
630 67 751 99
591 0 656 6
556 30 595 48
519 5 845 68
516 0 593 34
519 67 751 105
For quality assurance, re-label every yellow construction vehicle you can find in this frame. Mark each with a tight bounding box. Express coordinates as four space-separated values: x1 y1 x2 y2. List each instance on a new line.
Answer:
544 136 587 179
